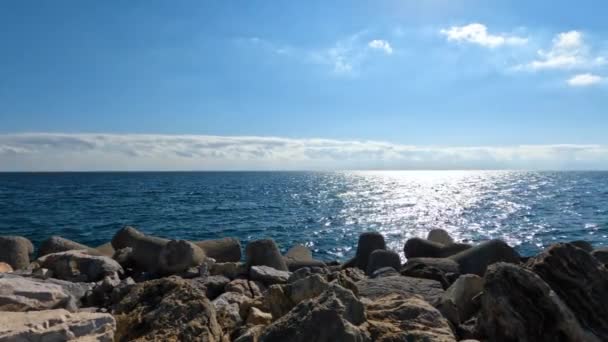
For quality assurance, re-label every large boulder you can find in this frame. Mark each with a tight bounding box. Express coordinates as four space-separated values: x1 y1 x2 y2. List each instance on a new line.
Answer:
401 257 460 289
38 236 100 257
0 275 74 311
364 294 457 342
225 278 265 299
36 250 123 282
449 239 520 276
246 239 288 271
250 266 290 285
265 274 330 319
427 228 455 245
351 232 387 271
366 250 401 276
569 240 593 252
0 309 115 341
158 239 206 275
404 237 471 259
356 275 444 303
527 243 608 340
260 284 369 342
1 273 93 307
284 245 326 271
479 263 598 342
0 236 34 270
111 226 169 273
212 291 252 338
436 274 484 325
113 276 222 341
195 237 242 262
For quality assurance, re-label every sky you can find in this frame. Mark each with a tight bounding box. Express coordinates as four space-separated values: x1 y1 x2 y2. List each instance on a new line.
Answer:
1 0 608 171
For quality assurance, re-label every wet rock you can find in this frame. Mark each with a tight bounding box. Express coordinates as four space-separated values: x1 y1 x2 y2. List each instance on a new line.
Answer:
436 274 484 325
449 239 520 276
0 236 34 270
356 275 444 303
250 266 290 285
366 250 401 276
246 239 288 271
36 250 123 282
404 238 471 259
0 309 115 342
111 226 169 274
479 263 598 342
427 228 455 245
351 232 387 271
364 294 457 342
211 261 248 279
0 275 74 311
401 257 460 289
113 276 222 341
260 284 368 342
158 239 206 275
527 243 608 340
247 307 272 326
195 237 242 263
0 262 13 273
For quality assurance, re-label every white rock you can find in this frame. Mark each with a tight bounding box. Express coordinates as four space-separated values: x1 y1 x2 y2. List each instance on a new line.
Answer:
0 276 72 311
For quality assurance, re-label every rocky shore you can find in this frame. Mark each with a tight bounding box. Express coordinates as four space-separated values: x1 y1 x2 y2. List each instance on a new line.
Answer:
1 227 607 341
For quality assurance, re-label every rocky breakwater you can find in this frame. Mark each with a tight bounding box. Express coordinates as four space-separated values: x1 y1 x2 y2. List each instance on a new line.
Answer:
1 226 608 341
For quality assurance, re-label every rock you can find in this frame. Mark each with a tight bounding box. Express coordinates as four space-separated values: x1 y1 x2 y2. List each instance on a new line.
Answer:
0 236 34 270
36 250 123 282
527 243 608 340
213 291 252 337
225 278 266 299
247 307 272 326
404 237 471 259
371 267 398 278
479 263 598 342
327 268 365 296
234 325 265 342
0 263 13 273
0 309 116 342
352 232 387 271
246 239 288 271
32 267 53 279
591 247 608 265
1 273 93 305
436 274 484 325
284 245 326 271
401 257 460 289
193 275 230 299
364 294 457 342
113 276 222 341
158 239 206 275
211 261 248 279
250 266 290 285
111 226 169 274
427 228 455 245
356 275 444 303
0 275 73 311
265 274 330 319
95 242 115 257
366 250 401 276
569 240 593 252
260 284 369 342
195 237 242 263
449 239 520 276
38 236 100 257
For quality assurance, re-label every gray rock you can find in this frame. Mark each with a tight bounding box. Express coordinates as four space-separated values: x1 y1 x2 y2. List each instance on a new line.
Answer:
111 226 169 274
591 247 608 265
0 275 74 311
449 239 520 276
211 261 248 279
366 249 401 276
0 309 116 342
0 236 34 270
246 239 288 271
213 291 252 336
192 275 230 299
569 240 593 252
436 274 484 325
352 232 386 271
371 266 398 278
250 265 290 285
38 236 100 257
36 250 123 282
266 274 330 319
158 239 206 275
195 237 242 262
284 245 326 271
401 257 460 289
427 228 455 245
356 275 444 303
404 237 471 259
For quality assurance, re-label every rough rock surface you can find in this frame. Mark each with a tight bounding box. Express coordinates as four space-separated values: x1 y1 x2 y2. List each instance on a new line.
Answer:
211 262 248 280
0 309 116 342
352 232 387 271
436 274 484 325
36 250 123 282
213 291 252 338
265 274 330 319
527 243 608 340
158 239 206 275
404 238 472 259
260 284 369 342
479 262 598 342
246 239 288 271
427 229 455 245
0 275 74 311
284 245 326 271
401 257 460 289
449 239 520 276
250 266 290 285
0 236 34 270
111 226 169 274
356 275 444 303
113 276 222 341
247 307 272 326
366 250 401 276
364 294 457 342
195 237 242 262
191 275 230 299
38 236 100 257
0 263 13 273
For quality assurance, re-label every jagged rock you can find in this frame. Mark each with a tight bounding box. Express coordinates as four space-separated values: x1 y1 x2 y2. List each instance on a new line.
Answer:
246 239 288 271
113 276 222 341
0 236 34 270
158 239 206 275
250 266 290 285
401 257 460 289
38 236 100 257
366 250 401 276
356 275 444 303
213 291 252 337
234 325 265 342
0 275 74 311
427 229 455 245
527 243 608 340
0 309 115 342
591 247 608 265
284 245 326 271
363 294 457 342
247 307 272 326
195 237 242 263
111 226 169 274
371 267 398 278
436 274 484 325
265 274 330 319
192 275 230 299
569 240 593 252
1 273 93 306
260 284 369 342
404 238 471 259
350 232 387 271
327 268 366 296
211 262 248 279
449 239 520 276
225 278 265 299
479 263 598 342
0 263 13 273
36 250 123 282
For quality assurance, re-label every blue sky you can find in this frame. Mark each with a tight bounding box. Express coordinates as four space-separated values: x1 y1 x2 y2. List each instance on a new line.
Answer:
1 0 608 170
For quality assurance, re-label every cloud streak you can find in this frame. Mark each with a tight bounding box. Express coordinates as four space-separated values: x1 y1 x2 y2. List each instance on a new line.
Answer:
1 133 607 171
567 73 603 86
440 23 527 48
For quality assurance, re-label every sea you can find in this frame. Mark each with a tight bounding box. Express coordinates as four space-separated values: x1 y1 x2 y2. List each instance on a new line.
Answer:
1 171 607 261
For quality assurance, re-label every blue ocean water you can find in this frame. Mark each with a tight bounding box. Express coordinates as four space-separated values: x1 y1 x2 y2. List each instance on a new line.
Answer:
1 171 607 260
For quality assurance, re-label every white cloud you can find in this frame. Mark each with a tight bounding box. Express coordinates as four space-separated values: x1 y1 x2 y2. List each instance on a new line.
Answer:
567 73 603 86
521 30 606 70
368 39 393 54
440 23 527 48
0 133 607 171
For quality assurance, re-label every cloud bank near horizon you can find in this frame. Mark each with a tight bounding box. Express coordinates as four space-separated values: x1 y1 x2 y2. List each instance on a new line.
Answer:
0 133 607 171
